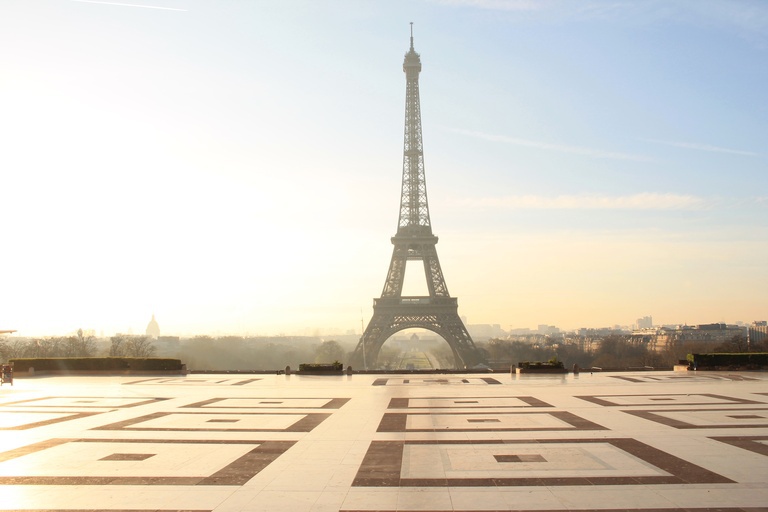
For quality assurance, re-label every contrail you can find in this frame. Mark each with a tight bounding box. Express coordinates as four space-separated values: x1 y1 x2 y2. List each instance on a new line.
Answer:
70 0 187 11
643 138 759 157
450 128 653 162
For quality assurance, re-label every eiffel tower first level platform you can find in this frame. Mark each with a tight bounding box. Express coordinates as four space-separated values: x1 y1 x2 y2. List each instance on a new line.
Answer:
351 25 484 369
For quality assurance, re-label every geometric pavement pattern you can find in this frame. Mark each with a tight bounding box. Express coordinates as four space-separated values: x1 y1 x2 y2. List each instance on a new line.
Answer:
0 372 767 511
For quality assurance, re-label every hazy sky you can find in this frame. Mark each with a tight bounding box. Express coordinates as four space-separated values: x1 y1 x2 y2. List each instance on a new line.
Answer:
2 0 766 337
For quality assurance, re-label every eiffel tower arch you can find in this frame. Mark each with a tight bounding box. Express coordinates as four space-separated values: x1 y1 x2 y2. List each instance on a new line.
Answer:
351 25 484 370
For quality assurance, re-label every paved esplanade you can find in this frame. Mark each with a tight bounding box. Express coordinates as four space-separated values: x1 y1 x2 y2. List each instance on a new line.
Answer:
1 372 767 511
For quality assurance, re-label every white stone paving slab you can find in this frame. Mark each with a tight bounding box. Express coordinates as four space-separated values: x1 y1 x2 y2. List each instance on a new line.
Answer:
0 371 766 511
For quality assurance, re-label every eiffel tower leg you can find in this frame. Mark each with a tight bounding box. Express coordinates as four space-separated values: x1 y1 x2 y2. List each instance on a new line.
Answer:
435 312 482 368
351 301 485 370
351 310 395 370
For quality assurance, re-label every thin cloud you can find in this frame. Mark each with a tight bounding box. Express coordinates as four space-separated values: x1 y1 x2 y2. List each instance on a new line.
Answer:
451 128 653 162
430 1 768 41
70 0 187 11
457 193 710 210
644 138 760 157
431 0 549 11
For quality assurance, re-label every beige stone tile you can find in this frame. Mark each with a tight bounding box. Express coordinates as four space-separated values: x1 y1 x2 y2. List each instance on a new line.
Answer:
2 372 768 511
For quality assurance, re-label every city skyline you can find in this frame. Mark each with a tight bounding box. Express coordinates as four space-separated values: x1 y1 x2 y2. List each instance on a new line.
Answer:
2 1 767 337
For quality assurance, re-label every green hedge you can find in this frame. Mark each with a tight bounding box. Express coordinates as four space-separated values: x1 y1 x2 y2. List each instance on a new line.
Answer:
690 353 768 368
518 361 565 369
298 362 343 372
8 357 183 372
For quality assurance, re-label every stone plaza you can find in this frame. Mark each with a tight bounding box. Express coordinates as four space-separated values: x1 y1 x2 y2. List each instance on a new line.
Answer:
1 370 767 511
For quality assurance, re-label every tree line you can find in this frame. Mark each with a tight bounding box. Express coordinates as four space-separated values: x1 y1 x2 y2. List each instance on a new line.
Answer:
3 332 764 371
479 334 768 370
0 331 156 361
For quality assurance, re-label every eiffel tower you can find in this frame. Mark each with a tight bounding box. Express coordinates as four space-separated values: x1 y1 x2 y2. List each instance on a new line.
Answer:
351 25 483 370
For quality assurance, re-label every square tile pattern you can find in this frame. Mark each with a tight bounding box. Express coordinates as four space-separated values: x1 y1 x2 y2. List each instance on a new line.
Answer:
576 393 763 407
377 410 606 432
352 438 731 486
0 372 766 512
372 377 502 386
94 411 331 432
624 408 768 429
387 396 553 408
0 438 294 485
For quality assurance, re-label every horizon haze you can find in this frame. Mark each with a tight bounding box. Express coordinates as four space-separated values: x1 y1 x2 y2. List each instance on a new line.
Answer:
1 0 766 338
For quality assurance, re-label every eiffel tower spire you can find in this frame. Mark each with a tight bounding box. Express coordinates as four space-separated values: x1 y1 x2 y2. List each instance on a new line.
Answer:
351 26 482 370
399 22 431 233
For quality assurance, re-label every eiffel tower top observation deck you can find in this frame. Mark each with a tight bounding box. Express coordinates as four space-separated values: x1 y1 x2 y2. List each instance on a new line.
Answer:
351 25 482 369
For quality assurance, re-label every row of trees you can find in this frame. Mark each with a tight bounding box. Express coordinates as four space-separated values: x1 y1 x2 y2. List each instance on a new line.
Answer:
0 333 332 370
481 334 768 370
4 332 764 371
0 329 97 360
0 332 156 361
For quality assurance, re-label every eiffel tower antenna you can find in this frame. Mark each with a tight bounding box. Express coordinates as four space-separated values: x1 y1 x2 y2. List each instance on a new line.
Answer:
351 25 483 369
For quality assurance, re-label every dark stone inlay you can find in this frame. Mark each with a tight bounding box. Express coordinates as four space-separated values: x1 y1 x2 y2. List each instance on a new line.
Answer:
232 378 262 386
377 410 607 432
100 453 155 461
612 376 645 383
124 377 262 386
206 419 239 423
322 398 351 409
388 398 410 408
494 454 546 463
467 418 501 423
377 412 408 432
576 393 763 407
0 438 71 463
352 438 733 487
386 396 554 409
0 411 99 431
0 438 295 486
711 435 768 456
624 408 768 429
0 397 170 408
372 377 502 386
518 396 554 407
92 411 330 432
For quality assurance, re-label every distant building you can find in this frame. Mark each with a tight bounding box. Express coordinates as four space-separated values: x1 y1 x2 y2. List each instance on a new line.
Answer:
467 324 506 341
636 316 653 329
537 324 560 335
630 323 746 352
749 321 767 345
577 327 627 337
146 314 160 340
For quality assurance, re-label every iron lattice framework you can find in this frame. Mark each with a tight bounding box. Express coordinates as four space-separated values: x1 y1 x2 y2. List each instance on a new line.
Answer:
351 26 483 369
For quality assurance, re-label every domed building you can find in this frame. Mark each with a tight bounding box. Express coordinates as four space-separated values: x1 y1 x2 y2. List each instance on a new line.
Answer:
146 314 160 340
